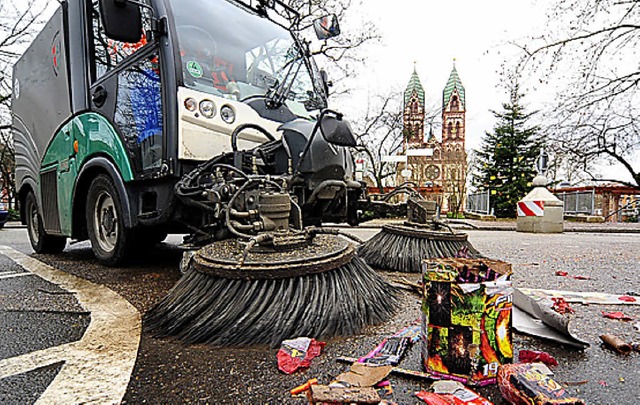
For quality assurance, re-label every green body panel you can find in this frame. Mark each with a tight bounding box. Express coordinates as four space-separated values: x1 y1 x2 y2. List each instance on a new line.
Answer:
41 113 134 235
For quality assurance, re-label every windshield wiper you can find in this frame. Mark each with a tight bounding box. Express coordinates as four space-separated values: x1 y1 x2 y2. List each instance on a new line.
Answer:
266 56 303 109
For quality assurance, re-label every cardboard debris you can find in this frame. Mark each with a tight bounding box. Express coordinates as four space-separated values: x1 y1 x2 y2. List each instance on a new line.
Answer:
518 288 640 306
512 289 589 349
309 385 380 404
337 356 432 380
335 362 393 387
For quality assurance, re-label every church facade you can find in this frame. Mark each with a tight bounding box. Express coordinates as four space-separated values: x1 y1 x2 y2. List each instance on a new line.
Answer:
397 64 467 214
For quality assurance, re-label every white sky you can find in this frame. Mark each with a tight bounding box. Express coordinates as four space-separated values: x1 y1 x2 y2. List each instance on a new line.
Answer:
333 0 547 152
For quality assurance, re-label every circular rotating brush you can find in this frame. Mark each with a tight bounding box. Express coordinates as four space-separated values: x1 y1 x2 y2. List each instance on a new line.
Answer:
145 234 398 346
359 198 483 273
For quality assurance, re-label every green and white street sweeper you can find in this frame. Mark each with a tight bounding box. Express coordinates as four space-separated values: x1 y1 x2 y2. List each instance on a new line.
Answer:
13 0 365 265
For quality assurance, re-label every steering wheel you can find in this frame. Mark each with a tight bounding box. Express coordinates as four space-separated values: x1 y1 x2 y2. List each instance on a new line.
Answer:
177 25 218 56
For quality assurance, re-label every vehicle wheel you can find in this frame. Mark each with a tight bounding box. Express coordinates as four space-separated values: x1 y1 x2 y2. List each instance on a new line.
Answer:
86 175 133 266
25 191 66 253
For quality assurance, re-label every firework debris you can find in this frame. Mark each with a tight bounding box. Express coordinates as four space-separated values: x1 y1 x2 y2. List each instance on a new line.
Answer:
498 363 586 405
290 378 318 396
277 337 325 374
600 334 633 354
517 288 640 306
415 380 494 404
518 350 558 367
512 289 589 349
359 323 420 366
308 385 380 404
334 363 393 388
336 356 432 380
601 311 634 321
551 297 575 314
422 258 513 386
554 271 591 280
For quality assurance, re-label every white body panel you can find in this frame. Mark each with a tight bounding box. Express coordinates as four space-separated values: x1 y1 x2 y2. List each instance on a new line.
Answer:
177 87 282 161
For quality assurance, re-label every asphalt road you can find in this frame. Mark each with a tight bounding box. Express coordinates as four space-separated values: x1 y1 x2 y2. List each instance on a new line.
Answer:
0 226 639 404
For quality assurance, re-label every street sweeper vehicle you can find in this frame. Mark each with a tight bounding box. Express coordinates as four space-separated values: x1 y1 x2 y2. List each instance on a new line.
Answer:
13 0 366 266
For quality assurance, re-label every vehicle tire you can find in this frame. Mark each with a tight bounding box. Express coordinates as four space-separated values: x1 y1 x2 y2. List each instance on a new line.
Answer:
25 191 66 253
86 175 134 266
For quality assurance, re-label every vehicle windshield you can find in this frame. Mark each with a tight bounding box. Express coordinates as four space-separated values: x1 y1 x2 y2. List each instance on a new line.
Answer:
168 0 326 116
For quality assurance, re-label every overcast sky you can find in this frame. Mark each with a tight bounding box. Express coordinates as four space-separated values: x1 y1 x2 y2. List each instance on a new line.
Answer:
333 0 547 152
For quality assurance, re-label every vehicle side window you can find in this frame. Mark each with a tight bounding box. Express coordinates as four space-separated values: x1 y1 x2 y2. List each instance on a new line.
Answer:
90 0 151 80
115 52 163 172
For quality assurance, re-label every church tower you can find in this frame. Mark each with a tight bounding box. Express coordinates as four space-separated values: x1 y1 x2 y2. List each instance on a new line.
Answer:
442 61 466 148
441 61 467 213
403 66 426 149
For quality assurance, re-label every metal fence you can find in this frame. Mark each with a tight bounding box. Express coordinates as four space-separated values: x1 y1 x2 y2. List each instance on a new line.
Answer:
465 190 491 215
554 190 596 215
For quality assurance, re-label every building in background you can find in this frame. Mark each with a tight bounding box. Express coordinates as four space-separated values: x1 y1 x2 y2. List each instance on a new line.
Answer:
396 62 467 213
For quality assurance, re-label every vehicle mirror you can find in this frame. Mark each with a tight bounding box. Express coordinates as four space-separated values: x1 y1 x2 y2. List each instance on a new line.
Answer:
320 114 356 147
99 0 142 43
313 15 341 40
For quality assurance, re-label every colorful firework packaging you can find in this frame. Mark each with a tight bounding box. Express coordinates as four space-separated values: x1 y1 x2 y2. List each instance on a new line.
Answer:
421 258 513 386
497 363 585 405
359 323 421 366
416 381 494 405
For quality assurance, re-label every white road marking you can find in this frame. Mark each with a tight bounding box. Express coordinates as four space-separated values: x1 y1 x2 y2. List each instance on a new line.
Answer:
0 246 141 404
0 272 33 280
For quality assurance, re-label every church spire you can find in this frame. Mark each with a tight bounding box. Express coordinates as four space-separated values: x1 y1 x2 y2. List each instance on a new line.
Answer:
443 60 465 110
404 65 425 107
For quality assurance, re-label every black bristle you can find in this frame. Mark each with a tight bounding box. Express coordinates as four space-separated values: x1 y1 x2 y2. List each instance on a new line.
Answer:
144 256 397 347
358 228 483 273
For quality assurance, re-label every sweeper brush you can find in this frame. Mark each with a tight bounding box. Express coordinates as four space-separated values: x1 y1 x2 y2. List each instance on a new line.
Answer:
145 234 398 346
358 199 483 273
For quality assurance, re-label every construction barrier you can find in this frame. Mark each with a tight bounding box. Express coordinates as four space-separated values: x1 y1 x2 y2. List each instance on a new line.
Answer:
517 201 544 217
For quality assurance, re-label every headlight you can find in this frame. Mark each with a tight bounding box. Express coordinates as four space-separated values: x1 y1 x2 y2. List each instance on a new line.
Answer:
199 99 216 118
184 97 197 112
220 105 236 124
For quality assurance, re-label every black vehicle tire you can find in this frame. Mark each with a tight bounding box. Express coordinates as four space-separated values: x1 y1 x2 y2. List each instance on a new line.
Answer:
25 191 66 253
86 175 134 266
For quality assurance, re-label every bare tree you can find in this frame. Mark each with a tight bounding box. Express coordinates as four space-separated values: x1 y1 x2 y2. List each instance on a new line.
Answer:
516 0 639 188
283 0 380 98
351 90 404 193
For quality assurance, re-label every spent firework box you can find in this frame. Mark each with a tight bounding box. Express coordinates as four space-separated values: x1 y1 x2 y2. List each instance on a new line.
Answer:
421 258 513 386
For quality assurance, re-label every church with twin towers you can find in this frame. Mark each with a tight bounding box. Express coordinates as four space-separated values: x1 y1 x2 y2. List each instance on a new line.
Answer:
397 62 467 214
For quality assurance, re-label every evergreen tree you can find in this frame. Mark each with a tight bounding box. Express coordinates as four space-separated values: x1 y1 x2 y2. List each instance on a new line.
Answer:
473 81 543 218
